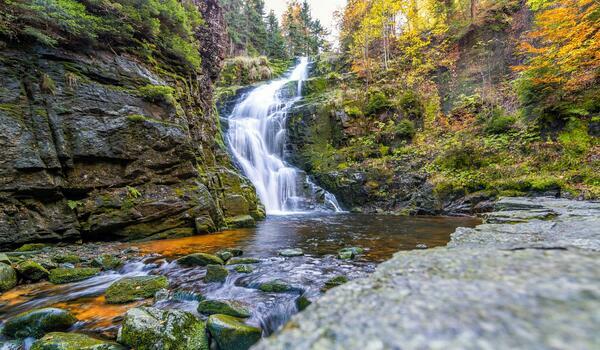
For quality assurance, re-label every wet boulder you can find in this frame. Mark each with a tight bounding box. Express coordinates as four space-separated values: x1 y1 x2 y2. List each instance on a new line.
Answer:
278 248 304 257
51 254 80 264
91 254 123 270
177 253 224 267
15 260 49 282
15 243 48 252
2 307 77 338
118 307 208 350
0 253 11 264
105 276 169 304
258 280 292 293
295 295 312 311
198 300 251 318
226 258 260 265
337 247 364 260
225 215 256 228
321 276 349 292
216 250 233 262
204 265 228 283
31 332 126 350
207 314 261 350
49 268 100 284
233 265 253 273
0 262 17 291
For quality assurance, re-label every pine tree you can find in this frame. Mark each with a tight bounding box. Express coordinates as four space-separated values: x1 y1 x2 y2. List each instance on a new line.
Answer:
266 10 289 59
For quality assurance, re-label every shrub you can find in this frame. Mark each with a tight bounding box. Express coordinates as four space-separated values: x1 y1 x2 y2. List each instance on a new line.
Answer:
365 91 392 116
397 91 424 120
394 119 416 139
138 85 176 105
484 111 516 134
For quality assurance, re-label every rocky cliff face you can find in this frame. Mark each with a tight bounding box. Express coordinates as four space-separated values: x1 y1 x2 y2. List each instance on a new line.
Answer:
0 0 263 249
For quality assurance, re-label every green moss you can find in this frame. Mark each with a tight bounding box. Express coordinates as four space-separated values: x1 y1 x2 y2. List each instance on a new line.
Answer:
16 243 48 252
51 254 80 264
0 263 17 292
177 253 224 267
233 265 253 273
49 268 100 284
206 314 261 350
258 280 291 293
105 276 169 304
2 308 77 339
15 260 49 282
91 254 122 270
198 300 251 318
226 258 260 265
204 265 228 283
31 332 125 350
138 85 176 106
322 276 349 292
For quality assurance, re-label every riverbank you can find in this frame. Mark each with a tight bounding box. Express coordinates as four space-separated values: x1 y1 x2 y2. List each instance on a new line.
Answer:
255 197 600 349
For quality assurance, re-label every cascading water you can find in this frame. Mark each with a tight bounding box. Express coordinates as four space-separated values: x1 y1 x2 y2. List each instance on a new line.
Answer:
227 58 342 214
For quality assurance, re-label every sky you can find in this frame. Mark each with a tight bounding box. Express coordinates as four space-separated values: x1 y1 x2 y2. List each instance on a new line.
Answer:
264 0 347 40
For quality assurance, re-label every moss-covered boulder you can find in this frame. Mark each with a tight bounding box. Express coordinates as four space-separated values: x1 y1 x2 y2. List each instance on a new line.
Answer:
337 247 364 260
258 280 291 293
216 250 233 262
2 308 77 339
16 243 48 252
0 253 11 265
49 268 100 284
91 255 123 270
15 260 49 282
105 276 169 304
233 265 253 273
226 258 260 265
51 254 80 264
278 248 303 257
204 265 228 283
225 215 256 228
177 253 223 267
207 314 261 350
0 262 17 292
321 276 349 292
31 332 126 350
117 307 208 350
198 300 251 318
295 295 312 311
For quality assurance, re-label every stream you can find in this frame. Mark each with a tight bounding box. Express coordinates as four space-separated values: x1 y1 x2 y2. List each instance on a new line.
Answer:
0 214 478 340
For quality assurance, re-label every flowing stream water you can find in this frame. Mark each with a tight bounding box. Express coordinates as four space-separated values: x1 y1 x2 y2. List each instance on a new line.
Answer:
226 58 341 213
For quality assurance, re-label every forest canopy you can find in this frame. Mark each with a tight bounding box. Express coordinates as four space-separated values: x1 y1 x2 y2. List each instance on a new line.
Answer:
0 0 204 71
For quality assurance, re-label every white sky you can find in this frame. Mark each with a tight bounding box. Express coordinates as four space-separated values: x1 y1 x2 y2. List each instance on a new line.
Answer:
264 0 347 40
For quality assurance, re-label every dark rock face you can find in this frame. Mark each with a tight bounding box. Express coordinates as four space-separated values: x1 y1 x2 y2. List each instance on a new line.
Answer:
255 197 600 349
0 3 263 248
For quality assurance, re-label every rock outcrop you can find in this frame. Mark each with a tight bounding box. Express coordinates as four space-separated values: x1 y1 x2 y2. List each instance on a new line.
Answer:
0 0 264 248
255 197 600 349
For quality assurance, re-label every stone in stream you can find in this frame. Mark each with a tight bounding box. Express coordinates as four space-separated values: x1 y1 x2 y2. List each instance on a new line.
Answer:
0 262 17 292
234 265 253 273
337 247 364 260
51 254 80 264
321 276 349 292
118 307 208 350
105 276 169 304
278 248 304 257
90 254 122 270
0 253 11 264
198 300 251 318
207 314 261 350
295 295 312 311
171 289 204 302
216 250 234 262
177 253 224 267
2 307 77 338
225 215 256 228
258 280 292 293
226 258 260 265
31 332 126 350
204 264 229 283
15 260 49 281
49 268 100 284
15 243 48 252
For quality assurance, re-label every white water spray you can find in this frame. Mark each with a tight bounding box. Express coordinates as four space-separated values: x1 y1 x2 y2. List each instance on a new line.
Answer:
227 58 341 214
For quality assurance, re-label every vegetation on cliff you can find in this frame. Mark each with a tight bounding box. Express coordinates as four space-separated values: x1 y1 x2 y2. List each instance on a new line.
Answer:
288 0 599 212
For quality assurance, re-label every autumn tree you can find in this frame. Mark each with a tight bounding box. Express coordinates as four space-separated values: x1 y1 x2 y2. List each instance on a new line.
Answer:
515 0 600 121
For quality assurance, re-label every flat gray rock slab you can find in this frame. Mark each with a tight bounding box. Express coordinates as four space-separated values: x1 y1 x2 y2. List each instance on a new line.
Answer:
254 197 600 350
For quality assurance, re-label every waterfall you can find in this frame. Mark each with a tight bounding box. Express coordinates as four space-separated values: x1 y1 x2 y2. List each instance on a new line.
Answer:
226 58 342 214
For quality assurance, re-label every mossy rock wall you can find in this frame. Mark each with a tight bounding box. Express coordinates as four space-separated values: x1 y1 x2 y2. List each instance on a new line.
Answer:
0 2 264 248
